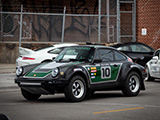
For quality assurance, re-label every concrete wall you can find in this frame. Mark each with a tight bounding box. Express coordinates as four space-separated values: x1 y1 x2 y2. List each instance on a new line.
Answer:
0 42 18 63
0 41 108 63
0 42 60 63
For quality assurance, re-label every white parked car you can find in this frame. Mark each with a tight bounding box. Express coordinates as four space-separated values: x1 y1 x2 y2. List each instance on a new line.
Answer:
16 43 78 67
145 49 160 81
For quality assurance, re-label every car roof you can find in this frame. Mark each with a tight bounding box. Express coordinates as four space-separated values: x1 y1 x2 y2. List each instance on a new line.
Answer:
53 43 78 47
111 42 155 50
65 45 117 50
35 43 78 52
111 42 141 46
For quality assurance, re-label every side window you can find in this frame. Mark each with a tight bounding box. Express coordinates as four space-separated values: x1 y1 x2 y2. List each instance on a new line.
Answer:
117 46 130 51
94 50 100 59
98 49 114 62
130 44 151 52
48 48 63 54
114 51 126 61
64 49 77 59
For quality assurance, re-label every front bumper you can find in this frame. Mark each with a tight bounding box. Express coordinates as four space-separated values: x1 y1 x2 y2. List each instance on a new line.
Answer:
15 77 68 94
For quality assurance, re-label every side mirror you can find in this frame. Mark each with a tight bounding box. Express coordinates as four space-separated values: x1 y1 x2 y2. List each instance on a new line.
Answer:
152 56 158 60
93 59 102 63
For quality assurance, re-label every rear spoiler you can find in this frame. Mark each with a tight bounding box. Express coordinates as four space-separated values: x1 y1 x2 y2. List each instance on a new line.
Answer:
19 47 35 55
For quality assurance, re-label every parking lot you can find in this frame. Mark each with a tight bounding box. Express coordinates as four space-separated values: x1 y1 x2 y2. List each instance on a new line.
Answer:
0 65 160 120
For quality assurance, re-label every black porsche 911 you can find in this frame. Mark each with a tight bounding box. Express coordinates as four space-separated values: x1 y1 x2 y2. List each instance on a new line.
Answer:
15 45 146 102
111 42 155 66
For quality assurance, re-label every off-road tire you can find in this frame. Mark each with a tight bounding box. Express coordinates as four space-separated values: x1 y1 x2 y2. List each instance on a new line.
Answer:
64 75 86 102
122 72 141 96
21 89 41 100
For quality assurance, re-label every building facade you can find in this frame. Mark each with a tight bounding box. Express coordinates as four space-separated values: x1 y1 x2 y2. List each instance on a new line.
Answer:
0 0 160 63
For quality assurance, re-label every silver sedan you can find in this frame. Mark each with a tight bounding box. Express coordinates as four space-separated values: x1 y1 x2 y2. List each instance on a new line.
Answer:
146 49 160 81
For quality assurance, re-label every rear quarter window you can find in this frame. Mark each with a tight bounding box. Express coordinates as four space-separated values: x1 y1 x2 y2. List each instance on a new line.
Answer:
117 46 130 51
114 51 126 61
95 49 114 62
130 44 152 52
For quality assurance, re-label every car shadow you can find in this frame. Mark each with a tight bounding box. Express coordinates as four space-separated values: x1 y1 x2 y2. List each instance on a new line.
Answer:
154 79 160 83
18 92 126 103
145 79 160 83
17 95 67 103
85 92 124 101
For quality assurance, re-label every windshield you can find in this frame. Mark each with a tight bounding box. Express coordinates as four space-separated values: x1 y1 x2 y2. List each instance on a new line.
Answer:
55 46 94 62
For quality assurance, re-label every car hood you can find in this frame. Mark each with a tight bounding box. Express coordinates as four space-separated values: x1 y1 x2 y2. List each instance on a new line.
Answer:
24 61 82 78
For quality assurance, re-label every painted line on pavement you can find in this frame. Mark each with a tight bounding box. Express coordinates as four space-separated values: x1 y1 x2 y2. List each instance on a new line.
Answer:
93 107 144 114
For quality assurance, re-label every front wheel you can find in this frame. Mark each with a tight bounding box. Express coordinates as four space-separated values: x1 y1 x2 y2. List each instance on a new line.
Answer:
122 72 141 96
64 75 86 102
21 89 41 100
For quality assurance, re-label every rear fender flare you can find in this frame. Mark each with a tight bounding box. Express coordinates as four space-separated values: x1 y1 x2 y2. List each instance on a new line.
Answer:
119 66 144 90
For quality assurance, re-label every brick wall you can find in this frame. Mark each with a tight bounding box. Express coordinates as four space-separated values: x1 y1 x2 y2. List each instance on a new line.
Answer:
137 0 160 49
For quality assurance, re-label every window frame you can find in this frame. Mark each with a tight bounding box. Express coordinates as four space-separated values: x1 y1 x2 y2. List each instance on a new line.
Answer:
94 48 127 62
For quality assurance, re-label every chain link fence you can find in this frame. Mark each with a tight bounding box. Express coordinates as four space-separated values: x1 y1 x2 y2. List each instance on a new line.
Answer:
0 0 136 44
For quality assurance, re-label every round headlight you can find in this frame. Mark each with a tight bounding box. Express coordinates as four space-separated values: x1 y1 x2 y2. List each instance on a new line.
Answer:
51 68 59 77
16 67 23 76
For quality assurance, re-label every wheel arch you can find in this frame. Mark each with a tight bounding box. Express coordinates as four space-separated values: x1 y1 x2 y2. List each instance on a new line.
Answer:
68 71 90 89
145 62 150 70
127 68 145 90
145 62 155 81
41 59 52 63
119 66 145 90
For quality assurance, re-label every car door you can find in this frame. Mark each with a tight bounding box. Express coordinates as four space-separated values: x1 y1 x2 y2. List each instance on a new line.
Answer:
150 50 160 78
89 48 122 84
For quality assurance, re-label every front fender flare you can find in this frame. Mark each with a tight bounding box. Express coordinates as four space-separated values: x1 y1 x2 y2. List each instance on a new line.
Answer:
66 68 91 88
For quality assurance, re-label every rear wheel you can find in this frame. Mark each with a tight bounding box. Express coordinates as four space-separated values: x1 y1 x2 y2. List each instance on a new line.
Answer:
21 89 41 100
122 72 141 96
64 75 86 102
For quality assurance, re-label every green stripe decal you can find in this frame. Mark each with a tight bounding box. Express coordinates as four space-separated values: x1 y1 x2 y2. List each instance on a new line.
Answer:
25 71 52 78
86 65 120 83
25 62 82 78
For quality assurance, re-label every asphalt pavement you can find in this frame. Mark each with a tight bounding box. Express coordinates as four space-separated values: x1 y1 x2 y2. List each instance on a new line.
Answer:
0 64 17 90
1 64 160 120
0 64 16 74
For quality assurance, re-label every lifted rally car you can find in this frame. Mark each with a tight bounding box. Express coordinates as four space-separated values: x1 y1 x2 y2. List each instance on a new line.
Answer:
15 45 146 102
